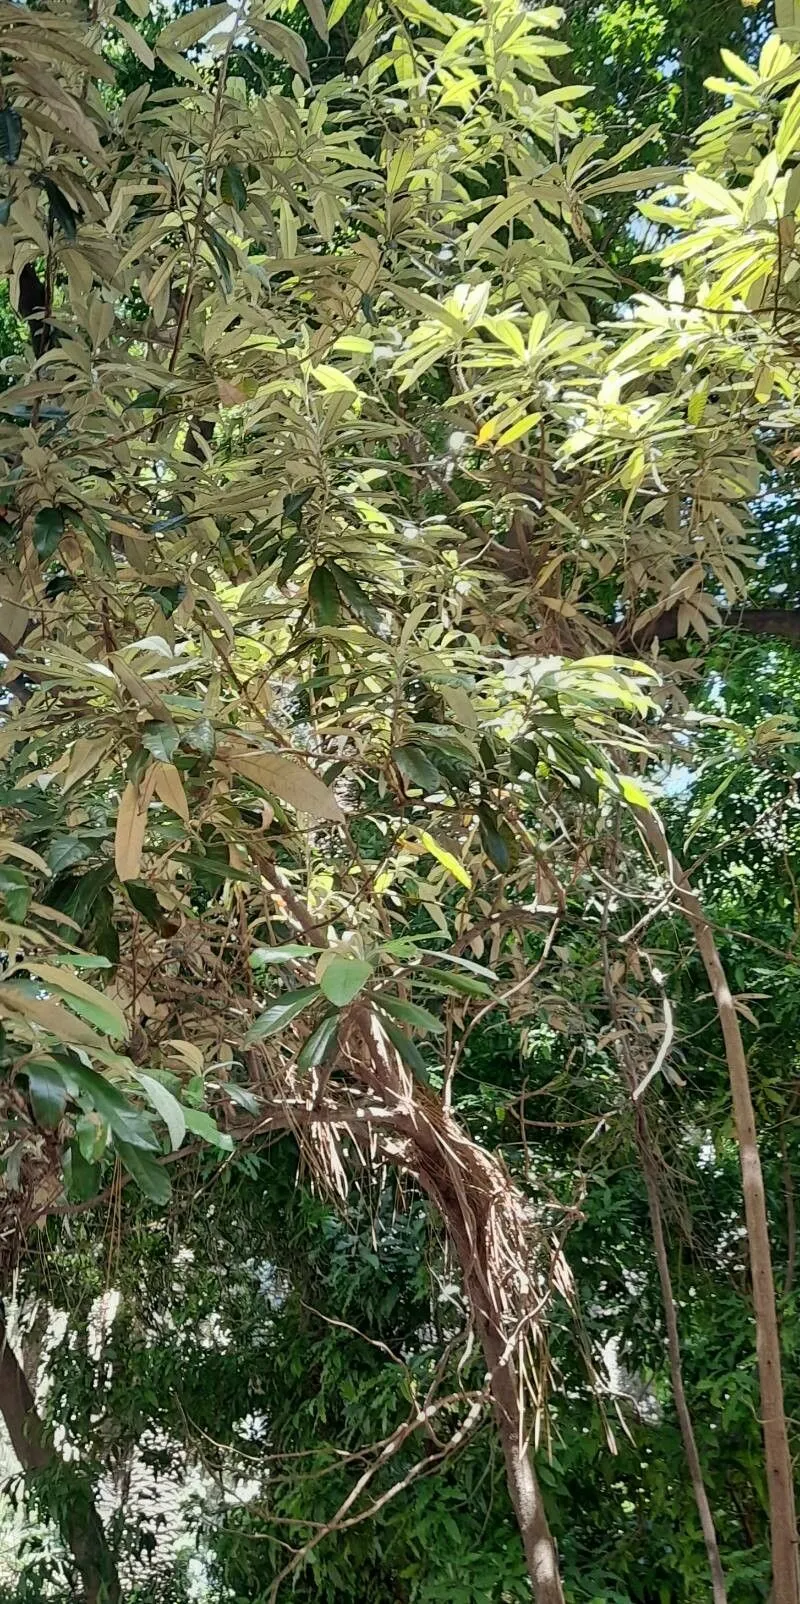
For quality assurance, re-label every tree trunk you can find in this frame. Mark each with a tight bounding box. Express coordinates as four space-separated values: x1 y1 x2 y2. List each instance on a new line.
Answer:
0 1315 121 1604
475 1304 565 1604
352 1009 566 1604
623 607 800 649
638 809 799 1604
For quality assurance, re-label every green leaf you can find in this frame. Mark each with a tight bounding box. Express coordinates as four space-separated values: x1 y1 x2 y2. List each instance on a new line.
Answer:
134 1072 186 1151
123 881 166 929
319 956 374 1008
59 863 115 928
478 808 511 872
308 565 340 626
395 746 442 795
203 223 234 292
47 836 92 875
59 1060 159 1150
424 951 497 980
383 937 429 959
142 722 180 763
116 1140 172 1203
0 865 31 923
179 852 251 887
46 988 120 1038
297 1013 340 1071
42 179 79 240
64 1141 100 1202
414 967 492 998
252 17 309 78
327 563 384 635
142 582 185 617
45 572 77 601
245 986 319 1043
220 164 247 210
0 108 22 165
299 0 328 40
33 506 66 561
182 718 216 757
250 944 318 967
158 2 232 49
379 1015 430 1082
26 962 127 1040
76 1113 109 1163
283 487 314 525
226 1083 261 1115
47 955 112 971
375 994 445 1033
25 1061 67 1130
183 1107 234 1150
92 888 120 968
277 534 306 585
467 189 538 258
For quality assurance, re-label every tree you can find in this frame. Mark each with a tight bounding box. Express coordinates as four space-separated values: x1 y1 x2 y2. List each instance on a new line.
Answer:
2 0 800 1599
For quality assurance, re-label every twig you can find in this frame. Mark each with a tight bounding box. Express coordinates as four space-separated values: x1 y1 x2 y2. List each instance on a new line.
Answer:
266 1394 486 1601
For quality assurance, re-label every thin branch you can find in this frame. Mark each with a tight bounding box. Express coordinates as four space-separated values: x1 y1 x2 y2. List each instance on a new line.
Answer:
266 1394 486 1601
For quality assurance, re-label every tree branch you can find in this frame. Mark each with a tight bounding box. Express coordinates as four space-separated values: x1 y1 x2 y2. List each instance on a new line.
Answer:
623 607 800 648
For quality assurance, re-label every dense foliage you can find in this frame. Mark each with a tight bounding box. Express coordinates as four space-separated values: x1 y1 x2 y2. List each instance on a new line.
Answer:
2 0 800 1601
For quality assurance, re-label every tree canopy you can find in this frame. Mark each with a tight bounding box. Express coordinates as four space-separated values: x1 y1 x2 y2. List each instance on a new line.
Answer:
2 0 800 1601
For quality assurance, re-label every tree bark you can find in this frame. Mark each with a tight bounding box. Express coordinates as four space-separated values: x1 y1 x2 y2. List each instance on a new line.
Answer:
476 1305 566 1604
351 1008 567 1604
0 1314 121 1604
637 809 799 1604
622 607 800 649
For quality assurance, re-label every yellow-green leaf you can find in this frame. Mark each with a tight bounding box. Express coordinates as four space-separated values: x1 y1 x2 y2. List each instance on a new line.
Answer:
25 962 127 1041
496 413 542 448
618 775 651 810
420 831 472 889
